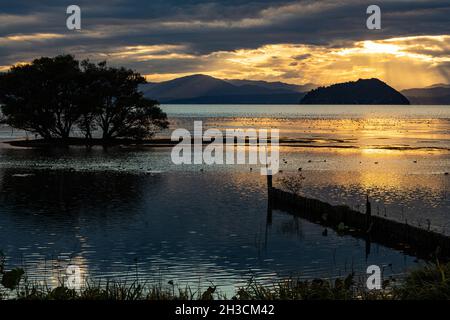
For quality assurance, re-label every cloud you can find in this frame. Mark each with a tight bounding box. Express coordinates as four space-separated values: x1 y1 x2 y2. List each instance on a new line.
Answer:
0 33 64 42
0 0 449 88
136 36 450 89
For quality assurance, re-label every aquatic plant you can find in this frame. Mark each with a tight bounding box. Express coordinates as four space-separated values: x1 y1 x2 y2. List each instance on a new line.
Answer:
233 275 355 300
0 250 24 291
393 260 450 300
1 251 449 300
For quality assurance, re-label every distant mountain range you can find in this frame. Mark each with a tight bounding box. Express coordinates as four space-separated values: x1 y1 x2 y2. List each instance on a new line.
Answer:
401 84 450 105
300 79 410 105
140 74 449 105
140 74 315 104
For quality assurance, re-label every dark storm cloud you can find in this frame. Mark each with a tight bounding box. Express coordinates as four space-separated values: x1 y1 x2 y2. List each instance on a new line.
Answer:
0 0 449 70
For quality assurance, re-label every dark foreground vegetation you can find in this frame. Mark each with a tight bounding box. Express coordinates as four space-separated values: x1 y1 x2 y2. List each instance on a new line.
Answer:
1 252 449 300
0 55 168 142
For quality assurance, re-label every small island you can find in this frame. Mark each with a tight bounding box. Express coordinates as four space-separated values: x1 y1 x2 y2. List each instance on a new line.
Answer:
300 78 410 105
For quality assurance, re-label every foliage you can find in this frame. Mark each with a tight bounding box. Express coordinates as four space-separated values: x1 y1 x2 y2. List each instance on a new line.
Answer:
1 268 25 290
393 261 450 300
78 60 168 140
0 250 24 291
0 55 168 141
0 56 83 139
233 275 355 300
1 249 450 300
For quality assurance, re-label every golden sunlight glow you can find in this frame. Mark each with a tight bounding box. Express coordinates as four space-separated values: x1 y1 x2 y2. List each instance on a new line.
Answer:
337 41 402 56
0 61 30 71
363 42 400 55
112 45 188 57
5 32 448 90
1 33 64 42
140 35 450 89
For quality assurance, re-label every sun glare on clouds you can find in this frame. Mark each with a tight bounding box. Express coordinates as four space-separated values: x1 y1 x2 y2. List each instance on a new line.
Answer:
140 35 450 89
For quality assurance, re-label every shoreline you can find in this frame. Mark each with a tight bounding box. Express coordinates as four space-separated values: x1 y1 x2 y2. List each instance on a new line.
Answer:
5 138 450 152
5 138 176 148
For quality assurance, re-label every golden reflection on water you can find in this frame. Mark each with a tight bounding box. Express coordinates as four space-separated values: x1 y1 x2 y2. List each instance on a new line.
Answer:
190 117 450 150
201 115 450 227
176 109 450 231
23 228 91 289
29 254 89 289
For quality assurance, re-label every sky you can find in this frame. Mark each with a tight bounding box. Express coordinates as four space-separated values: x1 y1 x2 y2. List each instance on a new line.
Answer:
0 0 449 89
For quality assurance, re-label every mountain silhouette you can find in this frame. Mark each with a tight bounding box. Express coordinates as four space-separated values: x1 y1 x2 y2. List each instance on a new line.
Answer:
300 79 410 105
140 74 313 104
402 84 450 105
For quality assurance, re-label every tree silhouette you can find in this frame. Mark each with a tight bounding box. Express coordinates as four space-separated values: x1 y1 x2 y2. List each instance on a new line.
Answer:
0 55 83 140
0 55 168 141
79 60 168 140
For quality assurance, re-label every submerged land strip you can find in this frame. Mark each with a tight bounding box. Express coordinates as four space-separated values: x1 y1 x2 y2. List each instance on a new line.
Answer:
5 138 450 152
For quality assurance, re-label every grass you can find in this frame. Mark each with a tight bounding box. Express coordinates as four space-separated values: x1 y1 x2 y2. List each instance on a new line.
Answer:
3 279 224 301
1 250 450 300
235 275 356 300
393 261 450 300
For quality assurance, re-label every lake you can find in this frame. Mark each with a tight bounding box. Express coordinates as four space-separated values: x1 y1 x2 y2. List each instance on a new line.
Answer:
1 104 449 296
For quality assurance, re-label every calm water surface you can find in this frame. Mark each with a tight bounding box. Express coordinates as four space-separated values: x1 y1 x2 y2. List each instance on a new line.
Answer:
1 104 449 294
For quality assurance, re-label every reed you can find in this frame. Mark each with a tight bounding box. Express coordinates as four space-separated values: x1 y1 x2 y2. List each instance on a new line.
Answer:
1 263 449 300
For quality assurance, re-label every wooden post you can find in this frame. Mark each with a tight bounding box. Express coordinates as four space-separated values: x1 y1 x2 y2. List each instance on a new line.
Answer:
366 195 372 232
267 172 272 192
267 170 273 210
